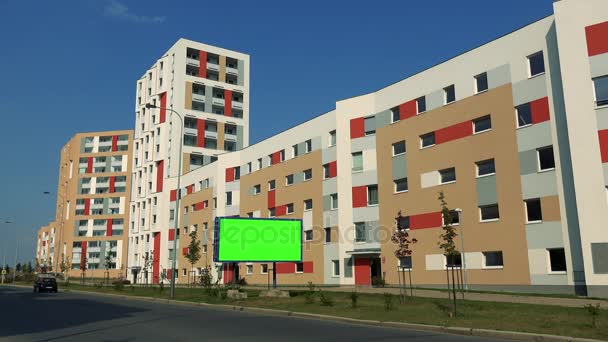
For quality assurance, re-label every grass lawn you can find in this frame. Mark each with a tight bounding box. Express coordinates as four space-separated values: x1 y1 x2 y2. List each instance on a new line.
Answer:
45 283 608 340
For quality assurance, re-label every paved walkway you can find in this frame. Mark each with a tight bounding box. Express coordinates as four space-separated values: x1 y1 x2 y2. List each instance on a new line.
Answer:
247 286 606 308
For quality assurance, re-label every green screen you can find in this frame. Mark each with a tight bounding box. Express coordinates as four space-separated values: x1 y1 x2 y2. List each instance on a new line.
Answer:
216 218 302 262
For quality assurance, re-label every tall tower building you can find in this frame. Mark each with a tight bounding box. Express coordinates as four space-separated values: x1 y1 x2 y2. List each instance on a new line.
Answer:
128 39 250 283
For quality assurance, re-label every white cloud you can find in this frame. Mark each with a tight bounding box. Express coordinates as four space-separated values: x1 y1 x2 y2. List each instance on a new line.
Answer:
104 1 166 24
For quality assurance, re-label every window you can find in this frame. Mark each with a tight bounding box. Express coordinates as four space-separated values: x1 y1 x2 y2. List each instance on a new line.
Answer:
473 115 492 133
525 198 543 223
444 85 455 104
323 164 331 179
286 203 294 214
397 215 410 230
329 130 336 146
528 51 545 77
269 208 276 217
304 199 313 210
392 141 406 156
257 158 263 170
296 262 304 273
324 227 331 243
330 193 338 210
246 264 253 275
234 167 240 180
182 268 187 276
420 132 435 148
445 253 462 268
305 230 313 241
247 162 252 173
476 159 496 177
303 168 312 181
183 135 197 146
480 204 500 221
399 256 412 269
268 180 276 190
305 139 312 153
439 167 456 184
364 117 375 136
391 108 400 123
537 146 555 171
416 96 426 114
355 222 366 243
548 248 567 272
367 185 378 205
286 174 294 186
483 251 504 268
394 178 408 193
253 184 261 195
475 72 488 93
261 264 268 274
292 144 298 158
352 152 363 172
332 260 340 277
516 103 532 128
226 191 233 206
593 75 608 107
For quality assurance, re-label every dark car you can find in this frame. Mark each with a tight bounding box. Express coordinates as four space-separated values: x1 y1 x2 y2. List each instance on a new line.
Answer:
33 274 58 293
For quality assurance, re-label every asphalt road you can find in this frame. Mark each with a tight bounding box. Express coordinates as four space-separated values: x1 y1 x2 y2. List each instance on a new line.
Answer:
0 286 508 342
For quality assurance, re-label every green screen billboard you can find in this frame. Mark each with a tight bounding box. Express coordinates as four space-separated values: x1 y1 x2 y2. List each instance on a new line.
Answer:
213 217 303 262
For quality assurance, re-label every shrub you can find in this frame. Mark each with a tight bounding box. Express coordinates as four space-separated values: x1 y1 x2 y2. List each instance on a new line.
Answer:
383 293 394 311
113 281 124 291
319 290 334 307
304 282 315 304
94 282 103 289
585 303 601 328
220 289 228 300
350 291 359 308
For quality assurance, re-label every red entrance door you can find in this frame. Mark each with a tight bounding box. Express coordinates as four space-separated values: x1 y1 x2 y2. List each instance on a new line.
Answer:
354 257 370 285
223 264 234 285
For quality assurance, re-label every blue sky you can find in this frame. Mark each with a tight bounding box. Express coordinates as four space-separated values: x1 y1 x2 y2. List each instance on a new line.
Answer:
0 0 553 263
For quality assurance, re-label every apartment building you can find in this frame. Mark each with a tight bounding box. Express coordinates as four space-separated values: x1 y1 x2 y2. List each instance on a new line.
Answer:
36 130 133 278
128 39 250 284
130 0 608 298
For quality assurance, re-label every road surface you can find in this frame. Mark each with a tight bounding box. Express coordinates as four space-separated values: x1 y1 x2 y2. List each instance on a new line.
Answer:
0 286 508 341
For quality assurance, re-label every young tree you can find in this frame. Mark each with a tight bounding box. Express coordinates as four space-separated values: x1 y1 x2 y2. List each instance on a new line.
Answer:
104 250 114 285
79 257 88 285
59 254 71 282
142 253 153 286
437 191 459 317
391 210 418 302
16 263 22 272
185 230 202 287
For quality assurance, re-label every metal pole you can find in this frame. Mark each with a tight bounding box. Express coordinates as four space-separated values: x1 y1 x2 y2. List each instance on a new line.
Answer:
458 211 468 291
272 262 277 289
12 238 18 282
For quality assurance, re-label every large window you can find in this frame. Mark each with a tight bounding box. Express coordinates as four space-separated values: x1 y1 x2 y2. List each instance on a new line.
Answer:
304 199 313 210
352 152 363 172
537 146 555 171
392 141 406 156
528 51 545 77
286 174 294 186
355 222 366 243
183 135 197 146
325 228 332 243
268 180 275 190
548 248 567 272
444 85 456 104
439 167 456 184
303 168 312 181
225 191 233 206
483 251 504 268
367 185 378 205
420 132 435 148
525 198 543 223
593 75 608 107
329 130 336 146
480 204 500 221
330 193 338 210
475 72 488 93
399 256 412 269
323 163 331 179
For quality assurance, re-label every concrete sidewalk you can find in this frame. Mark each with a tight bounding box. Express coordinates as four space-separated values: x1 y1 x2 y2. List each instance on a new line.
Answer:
248 286 606 308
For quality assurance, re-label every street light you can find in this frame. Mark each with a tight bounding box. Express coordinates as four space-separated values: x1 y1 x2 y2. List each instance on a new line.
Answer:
146 103 184 300
454 208 467 291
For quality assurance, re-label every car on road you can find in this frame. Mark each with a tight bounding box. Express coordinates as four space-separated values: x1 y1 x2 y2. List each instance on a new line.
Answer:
33 274 58 293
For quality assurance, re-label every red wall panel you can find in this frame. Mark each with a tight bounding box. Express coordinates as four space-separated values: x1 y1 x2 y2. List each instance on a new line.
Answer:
531 97 550 124
354 257 370 285
187 184 194 194
410 211 443 230
169 229 175 241
197 119 206 147
109 176 115 193
199 51 207 78
84 198 90 216
159 92 167 123
111 135 118 152
170 189 177 202
223 263 234 285
106 219 113 237
156 160 164 192
275 204 287 217
585 21 608 57
152 232 161 284
399 100 417 120
224 89 232 117
81 243 87 267
352 186 368 208
268 190 276 208
276 262 294 274
194 201 205 211
436 121 473 144
598 130 608 163
225 167 235 182
350 117 365 139
303 261 314 274
87 157 93 173
271 151 281 165
182 247 189 255
328 161 337 178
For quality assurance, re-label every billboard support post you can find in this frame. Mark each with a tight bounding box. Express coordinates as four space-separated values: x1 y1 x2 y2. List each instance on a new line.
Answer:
272 262 277 289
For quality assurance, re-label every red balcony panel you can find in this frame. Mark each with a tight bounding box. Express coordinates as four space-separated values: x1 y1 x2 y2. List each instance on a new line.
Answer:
153 233 161 284
350 118 365 139
225 89 232 117
169 229 175 241
187 184 194 195
585 21 608 56
87 157 93 173
159 92 167 123
276 262 294 274
84 198 90 216
170 189 177 202
410 211 443 230
275 204 287 217
303 261 314 273
352 186 367 208
531 97 550 124
436 121 473 144
106 219 113 237
328 161 337 178
197 119 206 147
156 160 164 192
225 167 235 182
199 51 207 78
111 135 118 152
399 100 417 120
598 129 608 163
268 190 276 208
271 151 281 165
109 176 115 193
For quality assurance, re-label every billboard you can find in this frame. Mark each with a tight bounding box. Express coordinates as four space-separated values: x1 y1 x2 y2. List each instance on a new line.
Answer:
213 217 303 262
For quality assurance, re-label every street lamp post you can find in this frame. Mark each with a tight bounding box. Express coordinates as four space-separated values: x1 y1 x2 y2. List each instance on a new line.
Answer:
146 103 183 300
454 208 467 291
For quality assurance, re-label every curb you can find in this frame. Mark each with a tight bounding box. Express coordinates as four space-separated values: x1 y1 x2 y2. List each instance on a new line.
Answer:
2 285 603 342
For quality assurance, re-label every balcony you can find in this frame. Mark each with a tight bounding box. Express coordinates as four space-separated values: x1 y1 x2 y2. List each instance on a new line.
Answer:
192 93 206 102
207 61 219 72
226 66 238 75
232 100 243 110
186 57 200 67
212 97 224 106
